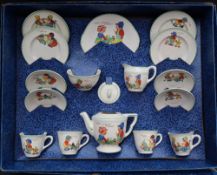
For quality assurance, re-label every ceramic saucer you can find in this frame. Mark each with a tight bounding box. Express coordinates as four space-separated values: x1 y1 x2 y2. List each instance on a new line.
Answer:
80 13 140 53
22 10 70 41
67 69 101 91
25 70 67 93
150 28 197 65
22 27 69 65
24 88 67 112
150 10 196 42
154 69 194 93
154 88 195 111
98 77 120 104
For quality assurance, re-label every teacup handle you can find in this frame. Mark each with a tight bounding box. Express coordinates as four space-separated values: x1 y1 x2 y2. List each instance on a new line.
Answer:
147 65 157 84
42 136 54 151
155 133 163 146
191 134 201 150
79 134 90 150
124 114 138 138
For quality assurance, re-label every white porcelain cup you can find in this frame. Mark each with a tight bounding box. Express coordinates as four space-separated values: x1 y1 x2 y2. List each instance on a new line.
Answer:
168 131 201 156
57 131 90 155
19 132 53 158
133 130 162 154
122 64 157 92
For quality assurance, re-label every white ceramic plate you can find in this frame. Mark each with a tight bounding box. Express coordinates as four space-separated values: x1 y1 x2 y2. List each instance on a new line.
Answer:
150 10 196 42
22 27 69 65
154 69 194 94
22 10 70 41
154 89 195 111
80 13 140 53
25 70 67 93
150 28 197 65
24 88 67 112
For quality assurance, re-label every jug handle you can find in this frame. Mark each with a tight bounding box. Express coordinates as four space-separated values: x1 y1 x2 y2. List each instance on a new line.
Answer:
147 66 157 84
123 113 138 138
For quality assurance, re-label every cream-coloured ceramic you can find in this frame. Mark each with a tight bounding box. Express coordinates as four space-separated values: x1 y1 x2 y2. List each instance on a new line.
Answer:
133 130 162 154
98 77 120 104
150 28 197 65
67 69 101 91
24 88 67 112
80 112 138 153
19 132 53 158
25 70 67 93
122 64 157 92
22 10 70 41
57 131 89 155
80 14 140 53
154 69 194 94
168 131 201 156
150 11 196 41
154 89 195 111
22 27 69 65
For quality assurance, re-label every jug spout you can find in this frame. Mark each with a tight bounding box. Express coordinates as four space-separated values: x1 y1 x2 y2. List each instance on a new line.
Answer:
80 112 94 136
19 132 24 136
66 69 75 76
122 63 130 69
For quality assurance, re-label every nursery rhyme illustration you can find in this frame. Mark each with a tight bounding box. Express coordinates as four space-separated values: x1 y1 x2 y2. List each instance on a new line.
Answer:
95 21 124 44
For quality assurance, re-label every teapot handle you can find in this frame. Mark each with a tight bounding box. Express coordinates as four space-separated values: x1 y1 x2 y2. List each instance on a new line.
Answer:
123 113 138 138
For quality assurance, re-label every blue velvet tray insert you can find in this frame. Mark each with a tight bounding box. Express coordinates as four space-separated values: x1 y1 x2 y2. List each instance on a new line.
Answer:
1 2 217 173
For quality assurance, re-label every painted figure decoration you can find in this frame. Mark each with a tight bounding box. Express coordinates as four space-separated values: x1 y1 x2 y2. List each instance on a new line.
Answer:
24 139 39 155
63 135 79 151
95 21 124 44
36 91 55 101
34 15 56 27
165 32 181 48
36 33 58 48
171 18 187 28
35 73 57 85
164 72 186 82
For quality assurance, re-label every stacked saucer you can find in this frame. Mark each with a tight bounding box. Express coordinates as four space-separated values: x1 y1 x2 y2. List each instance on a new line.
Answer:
21 10 70 65
149 11 197 65
154 69 195 111
24 70 67 112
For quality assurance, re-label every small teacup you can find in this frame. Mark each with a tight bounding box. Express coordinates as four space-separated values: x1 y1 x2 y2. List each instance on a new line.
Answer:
168 131 201 156
133 130 162 154
57 131 90 155
122 64 157 92
20 132 53 158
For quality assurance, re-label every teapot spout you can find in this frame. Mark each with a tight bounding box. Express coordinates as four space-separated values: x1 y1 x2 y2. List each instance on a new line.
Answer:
80 112 94 136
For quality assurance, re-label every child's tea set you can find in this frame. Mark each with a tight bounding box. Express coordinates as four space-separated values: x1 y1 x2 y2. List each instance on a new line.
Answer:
20 10 202 157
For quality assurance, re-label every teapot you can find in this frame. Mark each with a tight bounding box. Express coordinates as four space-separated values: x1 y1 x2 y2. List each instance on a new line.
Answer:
80 112 138 153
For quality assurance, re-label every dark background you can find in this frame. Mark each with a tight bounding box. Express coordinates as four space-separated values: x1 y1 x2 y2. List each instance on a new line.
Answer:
0 0 216 175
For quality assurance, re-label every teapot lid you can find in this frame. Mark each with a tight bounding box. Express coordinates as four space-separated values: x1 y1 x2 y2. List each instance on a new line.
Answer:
97 77 120 104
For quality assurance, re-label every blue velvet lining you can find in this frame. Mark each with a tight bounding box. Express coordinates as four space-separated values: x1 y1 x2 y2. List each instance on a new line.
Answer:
14 15 205 160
